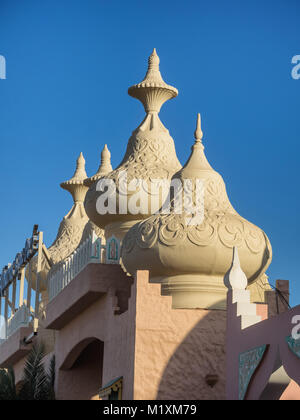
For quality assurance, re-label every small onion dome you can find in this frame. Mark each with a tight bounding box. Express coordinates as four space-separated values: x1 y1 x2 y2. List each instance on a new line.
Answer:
121 114 272 310
85 49 181 240
84 144 113 188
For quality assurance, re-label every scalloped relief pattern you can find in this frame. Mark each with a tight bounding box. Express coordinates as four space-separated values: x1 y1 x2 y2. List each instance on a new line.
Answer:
123 176 266 255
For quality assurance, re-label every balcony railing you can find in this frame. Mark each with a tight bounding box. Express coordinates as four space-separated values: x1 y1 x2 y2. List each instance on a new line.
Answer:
0 304 32 345
7 304 32 338
48 232 103 301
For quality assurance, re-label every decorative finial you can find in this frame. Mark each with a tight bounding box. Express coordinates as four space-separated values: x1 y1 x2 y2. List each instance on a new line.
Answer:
84 144 113 187
128 49 178 114
61 153 89 202
73 152 87 180
224 247 248 290
101 144 111 162
194 113 203 143
148 48 160 71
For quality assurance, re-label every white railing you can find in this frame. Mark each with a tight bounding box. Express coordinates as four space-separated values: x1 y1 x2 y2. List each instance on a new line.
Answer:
5 304 32 339
48 232 102 301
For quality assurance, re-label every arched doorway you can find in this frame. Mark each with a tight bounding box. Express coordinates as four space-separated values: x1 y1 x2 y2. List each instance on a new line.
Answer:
57 338 104 400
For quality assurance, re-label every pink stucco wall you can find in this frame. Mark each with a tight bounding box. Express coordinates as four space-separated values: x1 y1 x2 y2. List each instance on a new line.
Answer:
51 268 226 400
133 271 226 400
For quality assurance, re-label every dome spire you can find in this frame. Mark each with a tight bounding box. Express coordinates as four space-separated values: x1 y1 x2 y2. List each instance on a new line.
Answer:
145 48 163 83
61 152 89 203
85 144 113 187
70 152 87 181
128 49 178 113
100 144 112 174
224 247 248 290
178 113 212 173
194 113 203 143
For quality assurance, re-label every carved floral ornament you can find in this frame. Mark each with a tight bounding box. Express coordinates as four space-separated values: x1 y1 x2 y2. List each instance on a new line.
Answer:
123 175 267 255
92 112 182 208
84 49 182 233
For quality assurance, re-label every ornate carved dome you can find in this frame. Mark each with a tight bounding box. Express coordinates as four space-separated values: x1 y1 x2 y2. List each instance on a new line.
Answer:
84 49 181 240
27 153 89 291
46 146 114 283
121 114 272 310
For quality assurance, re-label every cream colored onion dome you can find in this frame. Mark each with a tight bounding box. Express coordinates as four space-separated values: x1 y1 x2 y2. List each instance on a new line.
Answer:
27 153 89 291
121 114 272 310
84 49 181 240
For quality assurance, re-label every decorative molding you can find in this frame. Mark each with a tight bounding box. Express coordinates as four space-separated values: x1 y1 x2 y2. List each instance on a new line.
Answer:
99 377 123 400
106 236 121 265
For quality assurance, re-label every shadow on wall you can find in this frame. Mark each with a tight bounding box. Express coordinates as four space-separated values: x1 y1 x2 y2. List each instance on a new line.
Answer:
157 308 227 400
57 338 104 401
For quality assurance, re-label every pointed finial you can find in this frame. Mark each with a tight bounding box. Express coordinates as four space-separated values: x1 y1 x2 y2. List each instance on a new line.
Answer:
84 144 113 187
128 49 178 113
99 144 112 174
224 247 248 290
148 48 160 71
60 153 89 202
72 152 88 180
101 144 110 161
194 113 203 143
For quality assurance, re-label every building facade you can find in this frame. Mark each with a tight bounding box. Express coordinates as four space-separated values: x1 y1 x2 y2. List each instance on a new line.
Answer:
0 49 299 400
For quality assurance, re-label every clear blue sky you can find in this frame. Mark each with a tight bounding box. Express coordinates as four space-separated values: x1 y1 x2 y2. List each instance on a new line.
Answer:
0 0 299 305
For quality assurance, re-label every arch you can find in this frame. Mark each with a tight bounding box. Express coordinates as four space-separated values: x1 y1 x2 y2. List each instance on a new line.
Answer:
57 337 104 400
60 337 98 370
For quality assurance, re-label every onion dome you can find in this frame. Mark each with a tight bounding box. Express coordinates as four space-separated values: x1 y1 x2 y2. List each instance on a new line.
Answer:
84 49 181 240
27 153 89 291
121 114 272 310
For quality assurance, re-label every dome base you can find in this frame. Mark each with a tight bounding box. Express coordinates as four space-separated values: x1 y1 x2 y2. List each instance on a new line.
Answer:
151 274 227 310
105 220 143 241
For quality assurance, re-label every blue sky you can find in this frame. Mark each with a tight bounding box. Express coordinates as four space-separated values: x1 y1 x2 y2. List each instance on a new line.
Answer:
0 0 299 305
